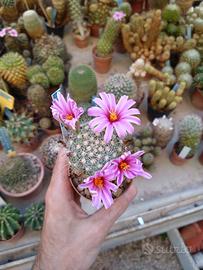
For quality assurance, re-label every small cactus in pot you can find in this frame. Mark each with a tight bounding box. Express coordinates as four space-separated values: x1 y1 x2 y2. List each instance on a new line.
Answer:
24 202 45 231
191 68 203 110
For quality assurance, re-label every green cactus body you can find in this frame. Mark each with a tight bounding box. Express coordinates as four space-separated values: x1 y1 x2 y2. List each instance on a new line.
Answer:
117 2 132 18
178 114 203 157
177 73 193 89
30 72 50 89
17 33 30 50
46 67 65 86
68 0 82 22
142 153 154 166
88 1 114 26
33 35 67 64
0 204 21 241
27 65 43 80
104 73 137 101
96 15 122 57
68 65 97 103
175 62 192 76
180 49 201 70
23 10 45 39
0 0 16 7
162 3 181 23
42 56 64 72
4 35 20 52
5 113 37 144
24 202 45 231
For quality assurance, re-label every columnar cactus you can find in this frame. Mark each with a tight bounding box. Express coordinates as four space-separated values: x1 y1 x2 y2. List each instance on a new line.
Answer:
68 65 97 103
24 202 45 231
0 204 21 241
178 114 203 157
104 73 137 101
23 10 45 39
0 52 27 90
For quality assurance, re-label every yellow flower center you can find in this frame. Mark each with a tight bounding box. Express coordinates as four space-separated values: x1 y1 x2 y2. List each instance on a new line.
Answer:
109 111 118 122
119 161 130 171
93 177 104 188
66 114 73 120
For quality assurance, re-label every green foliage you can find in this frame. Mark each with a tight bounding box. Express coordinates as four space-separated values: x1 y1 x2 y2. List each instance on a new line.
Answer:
42 56 64 72
46 67 64 86
0 204 21 241
30 72 50 89
178 114 203 157
24 202 45 231
162 3 181 23
69 64 97 103
5 113 37 144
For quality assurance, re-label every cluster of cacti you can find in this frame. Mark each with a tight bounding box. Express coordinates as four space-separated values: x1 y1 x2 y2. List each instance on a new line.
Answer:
68 64 97 103
24 202 45 231
5 113 37 144
186 4 203 32
46 67 65 86
104 73 137 101
177 114 203 158
87 0 116 26
152 116 174 148
0 52 27 90
96 11 124 57
133 126 162 169
0 204 21 241
180 49 201 70
23 10 45 40
148 79 186 112
33 34 68 64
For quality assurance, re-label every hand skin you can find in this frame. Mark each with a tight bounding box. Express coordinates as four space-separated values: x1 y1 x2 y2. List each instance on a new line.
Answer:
33 148 137 270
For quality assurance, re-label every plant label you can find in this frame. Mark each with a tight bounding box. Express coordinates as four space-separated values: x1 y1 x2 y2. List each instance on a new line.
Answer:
0 89 14 116
179 146 191 159
0 127 15 155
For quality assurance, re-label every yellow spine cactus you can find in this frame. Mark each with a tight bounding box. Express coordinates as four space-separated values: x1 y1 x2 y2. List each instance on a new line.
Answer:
51 0 67 26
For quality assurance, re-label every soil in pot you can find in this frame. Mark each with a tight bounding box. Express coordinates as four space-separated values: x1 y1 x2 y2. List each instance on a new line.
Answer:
73 29 90 49
93 47 113 74
170 143 192 166
14 136 41 153
0 153 44 197
191 88 203 110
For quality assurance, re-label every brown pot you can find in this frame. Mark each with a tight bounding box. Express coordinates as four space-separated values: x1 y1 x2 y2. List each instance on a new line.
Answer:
0 153 44 198
191 88 203 111
170 143 191 166
1 225 25 243
199 152 203 165
180 223 202 241
73 29 90 49
92 47 113 74
14 136 41 153
90 24 103 38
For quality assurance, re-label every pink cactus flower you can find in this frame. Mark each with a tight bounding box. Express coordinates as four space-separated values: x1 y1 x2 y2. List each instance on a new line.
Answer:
79 168 117 209
51 92 84 130
88 92 141 143
113 11 126 21
110 151 152 186
0 27 18 37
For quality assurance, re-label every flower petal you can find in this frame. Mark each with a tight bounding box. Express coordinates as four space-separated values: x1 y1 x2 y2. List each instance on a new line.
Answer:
104 124 114 143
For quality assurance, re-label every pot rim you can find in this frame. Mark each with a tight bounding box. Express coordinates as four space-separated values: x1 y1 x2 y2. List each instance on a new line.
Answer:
0 224 24 242
92 46 113 60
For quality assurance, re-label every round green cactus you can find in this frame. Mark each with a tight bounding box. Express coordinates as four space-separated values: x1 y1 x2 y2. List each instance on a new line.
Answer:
46 67 65 86
178 73 193 89
175 62 192 76
27 65 43 80
68 64 97 103
142 153 155 167
0 204 21 241
104 73 137 101
24 202 45 231
42 55 64 72
30 72 50 89
39 117 52 129
180 49 201 70
162 3 181 23
178 114 203 158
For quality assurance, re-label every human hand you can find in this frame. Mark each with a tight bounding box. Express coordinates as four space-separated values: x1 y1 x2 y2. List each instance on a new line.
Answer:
33 148 137 270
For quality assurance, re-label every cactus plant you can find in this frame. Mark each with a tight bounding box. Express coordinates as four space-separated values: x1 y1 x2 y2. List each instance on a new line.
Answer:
33 34 68 64
180 49 201 70
177 114 203 158
27 65 44 80
0 204 21 241
162 3 181 23
39 117 52 129
104 73 137 101
42 55 64 72
177 73 193 89
175 62 192 76
68 0 82 22
17 33 30 50
24 202 45 231
29 72 50 89
152 116 174 148
68 65 97 103
46 67 65 86
0 0 16 6
0 52 27 90
5 113 37 144
23 10 45 40
51 0 67 26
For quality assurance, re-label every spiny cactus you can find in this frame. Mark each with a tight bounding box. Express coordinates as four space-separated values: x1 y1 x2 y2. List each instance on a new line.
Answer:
5 113 37 144
148 79 186 112
104 73 137 101
177 73 193 89
27 65 44 80
178 114 203 158
180 49 201 70
17 33 30 50
46 67 65 86
39 117 52 129
68 64 97 103
175 62 192 76
24 202 45 231
0 204 21 241
23 10 45 40
0 52 27 90
52 0 67 26
30 72 50 89
96 12 124 57
68 0 83 22
33 34 68 64
42 55 64 72
4 35 20 53
162 3 181 23
0 0 15 6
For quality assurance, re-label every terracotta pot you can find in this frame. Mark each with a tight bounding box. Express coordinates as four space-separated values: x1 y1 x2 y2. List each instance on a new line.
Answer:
185 234 203 253
90 24 103 37
92 47 113 74
73 29 90 49
170 143 192 166
191 88 203 111
1 225 24 243
180 223 202 241
14 136 41 153
0 153 44 198
199 152 203 165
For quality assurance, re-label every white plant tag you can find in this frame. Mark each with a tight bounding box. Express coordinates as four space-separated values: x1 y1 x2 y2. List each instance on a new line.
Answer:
138 217 145 226
179 146 191 159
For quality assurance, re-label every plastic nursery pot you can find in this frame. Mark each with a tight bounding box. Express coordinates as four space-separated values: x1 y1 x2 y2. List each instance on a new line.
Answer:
73 29 90 49
92 47 113 74
1 225 25 243
170 143 192 166
191 88 203 111
14 136 41 153
46 23 65 38
90 24 103 38
199 152 203 165
0 153 44 198
147 102 171 122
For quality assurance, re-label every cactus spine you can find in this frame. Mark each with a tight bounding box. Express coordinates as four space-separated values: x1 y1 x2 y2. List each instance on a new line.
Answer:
46 67 64 86
23 10 45 39
24 202 45 231
180 49 201 70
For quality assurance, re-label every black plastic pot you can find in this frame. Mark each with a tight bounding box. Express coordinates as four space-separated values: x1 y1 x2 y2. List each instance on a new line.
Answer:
46 24 65 38
170 51 180 68
193 1 201 7
147 104 171 122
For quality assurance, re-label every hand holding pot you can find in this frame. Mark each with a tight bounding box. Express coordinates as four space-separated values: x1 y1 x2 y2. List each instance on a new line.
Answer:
33 148 137 270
